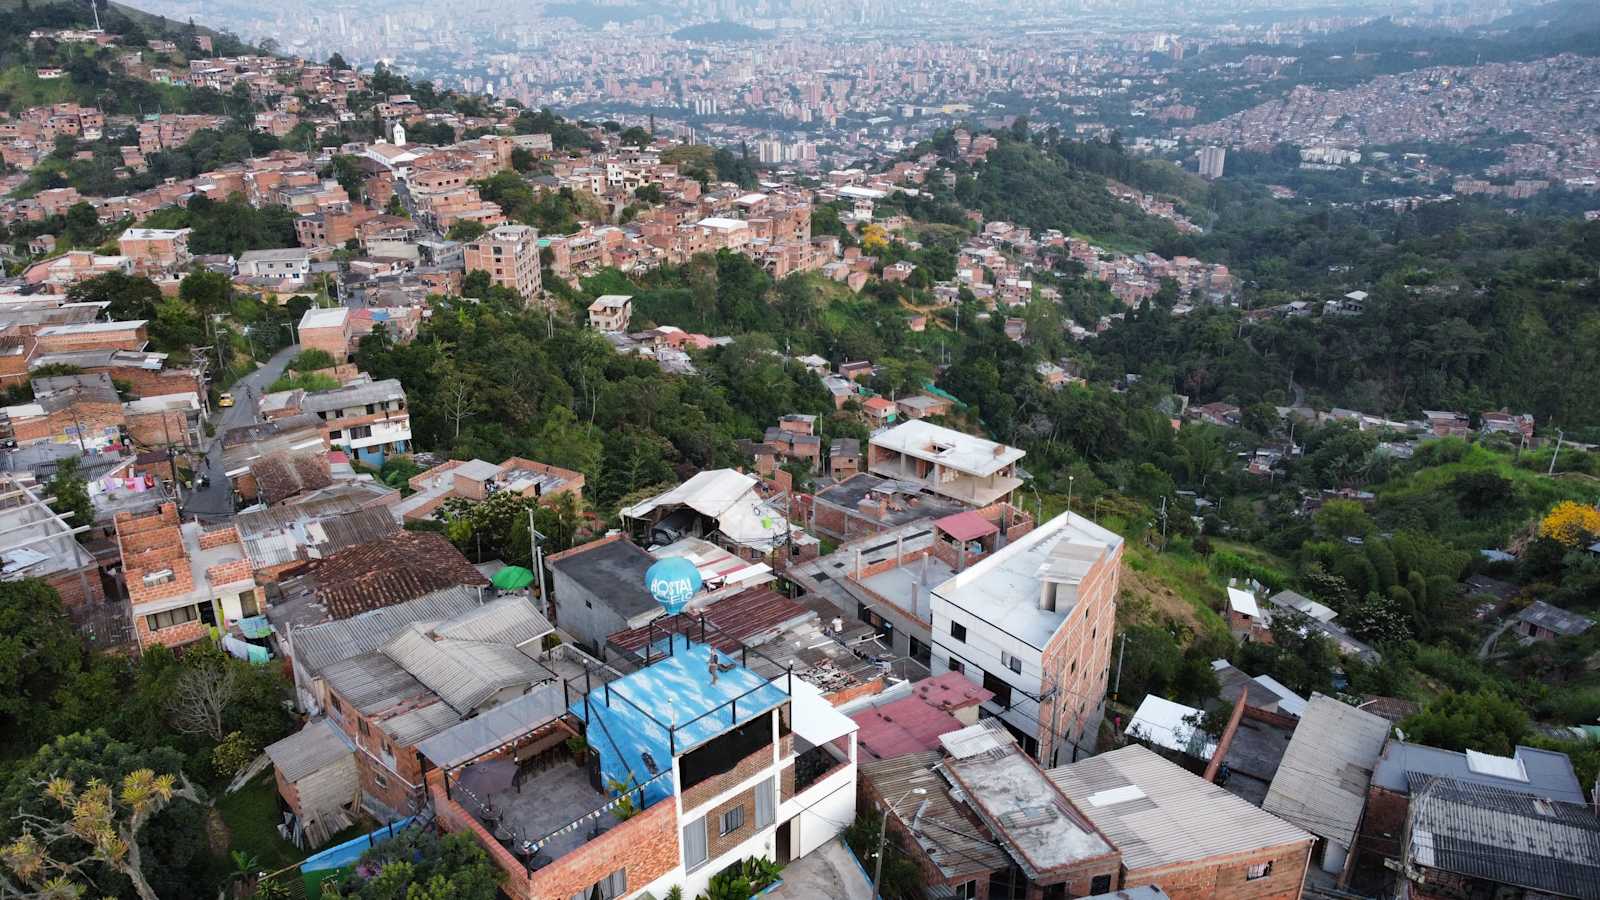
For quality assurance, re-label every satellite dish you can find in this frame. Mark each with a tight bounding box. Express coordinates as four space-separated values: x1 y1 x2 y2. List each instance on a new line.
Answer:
645 557 702 615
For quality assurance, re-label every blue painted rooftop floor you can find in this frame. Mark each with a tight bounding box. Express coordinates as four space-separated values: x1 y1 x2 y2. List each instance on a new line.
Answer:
569 635 789 804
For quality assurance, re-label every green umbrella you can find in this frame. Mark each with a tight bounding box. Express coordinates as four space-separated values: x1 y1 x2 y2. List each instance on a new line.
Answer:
486 563 537 592
491 566 535 591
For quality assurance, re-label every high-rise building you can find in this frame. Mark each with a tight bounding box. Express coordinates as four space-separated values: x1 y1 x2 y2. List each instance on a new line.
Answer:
463 224 541 303
1199 145 1227 179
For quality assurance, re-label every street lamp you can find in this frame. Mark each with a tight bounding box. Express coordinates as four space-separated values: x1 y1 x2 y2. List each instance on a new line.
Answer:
1067 474 1075 515
872 787 925 899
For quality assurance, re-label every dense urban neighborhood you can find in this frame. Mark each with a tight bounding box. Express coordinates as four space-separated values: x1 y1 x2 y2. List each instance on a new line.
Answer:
2 1 1600 900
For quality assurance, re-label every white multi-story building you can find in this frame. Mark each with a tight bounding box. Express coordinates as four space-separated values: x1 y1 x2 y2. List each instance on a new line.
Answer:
931 511 1123 766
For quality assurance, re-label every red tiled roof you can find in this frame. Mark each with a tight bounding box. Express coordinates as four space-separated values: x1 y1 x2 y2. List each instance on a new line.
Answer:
606 586 808 657
853 697 962 761
935 510 999 543
852 673 993 760
311 530 488 619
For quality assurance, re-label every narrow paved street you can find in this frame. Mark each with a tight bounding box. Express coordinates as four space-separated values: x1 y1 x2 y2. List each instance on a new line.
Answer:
184 344 301 518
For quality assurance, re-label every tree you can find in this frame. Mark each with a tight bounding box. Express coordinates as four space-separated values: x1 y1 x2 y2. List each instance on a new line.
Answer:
1314 499 1372 541
861 223 889 254
434 364 480 442
66 273 161 321
321 830 500 900
0 581 82 746
1 768 203 900
167 651 239 742
0 732 209 900
45 458 92 544
178 269 231 319
1401 691 1528 756
287 348 336 372
619 126 651 147
1539 501 1600 549
447 220 486 242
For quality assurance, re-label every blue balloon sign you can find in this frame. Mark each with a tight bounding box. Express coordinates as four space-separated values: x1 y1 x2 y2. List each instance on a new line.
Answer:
646 557 702 615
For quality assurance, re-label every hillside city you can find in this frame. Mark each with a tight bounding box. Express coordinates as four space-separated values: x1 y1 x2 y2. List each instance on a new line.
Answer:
1 1 1600 900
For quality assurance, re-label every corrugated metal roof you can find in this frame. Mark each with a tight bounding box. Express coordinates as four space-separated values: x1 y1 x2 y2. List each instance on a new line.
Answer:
265 719 354 782
379 701 462 746
1262 694 1390 847
858 751 1013 879
1372 741 1585 804
236 502 400 569
431 595 552 646
300 378 406 412
1410 777 1600 899
380 626 552 714
1048 745 1311 873
415 684 568 769
320 651 431 714
290 585 486 677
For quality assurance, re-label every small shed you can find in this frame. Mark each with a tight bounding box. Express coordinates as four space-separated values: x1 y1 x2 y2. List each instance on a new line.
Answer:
265 719 359 848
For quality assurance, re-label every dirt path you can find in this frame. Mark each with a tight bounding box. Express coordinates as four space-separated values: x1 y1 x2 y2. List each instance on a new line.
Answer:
206 807 232 857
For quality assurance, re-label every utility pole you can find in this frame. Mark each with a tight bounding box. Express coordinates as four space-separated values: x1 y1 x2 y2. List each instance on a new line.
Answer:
1066 474 1074 515
1549 429 1565 476
1112 631 1127 701
528 509 549 618
1158 495 1168 550
872 788 924 900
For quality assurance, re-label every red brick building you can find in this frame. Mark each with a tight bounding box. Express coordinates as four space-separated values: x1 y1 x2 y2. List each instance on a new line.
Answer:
114 503 263 652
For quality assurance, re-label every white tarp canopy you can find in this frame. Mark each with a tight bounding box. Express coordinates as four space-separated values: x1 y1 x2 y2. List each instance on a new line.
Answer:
1128 694 1217 760
1227 587 1261 619
622 469 796 550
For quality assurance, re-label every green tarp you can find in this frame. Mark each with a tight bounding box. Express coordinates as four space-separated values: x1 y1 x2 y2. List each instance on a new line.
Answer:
491 565 535 590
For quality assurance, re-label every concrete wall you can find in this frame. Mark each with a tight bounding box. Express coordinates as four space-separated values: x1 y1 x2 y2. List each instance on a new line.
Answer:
549 567 642 656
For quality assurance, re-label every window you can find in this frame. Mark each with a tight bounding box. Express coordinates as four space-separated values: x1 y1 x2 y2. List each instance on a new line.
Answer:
1001 651 1022 674
1090 875 1112 894
570 867 626 900
373 770 388 789
981 670 1012 707
327 694 343 719
239 592 260 618
683 818 709 871
908 636 931 668
366 403 376 414
329 429 342 440
954 881 978 900
1247 862 1273 881
358 719 370 737
719 805 745 836
146 604 198 632
947 657 965 675
755 777 775 828
950 621 967 642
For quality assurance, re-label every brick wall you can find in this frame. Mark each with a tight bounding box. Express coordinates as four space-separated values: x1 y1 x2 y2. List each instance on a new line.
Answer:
1359 785 1409 863
780 763 795 803
826 676 886 708
47 565 106 613
11 402 125 445
427 763 683 900
1125 839 1313 900
134 613 208 650
35 325 149 354
702 785 758 861
682 741 775 814
198 525 242 550
124 409 190 450
275 765 303 817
